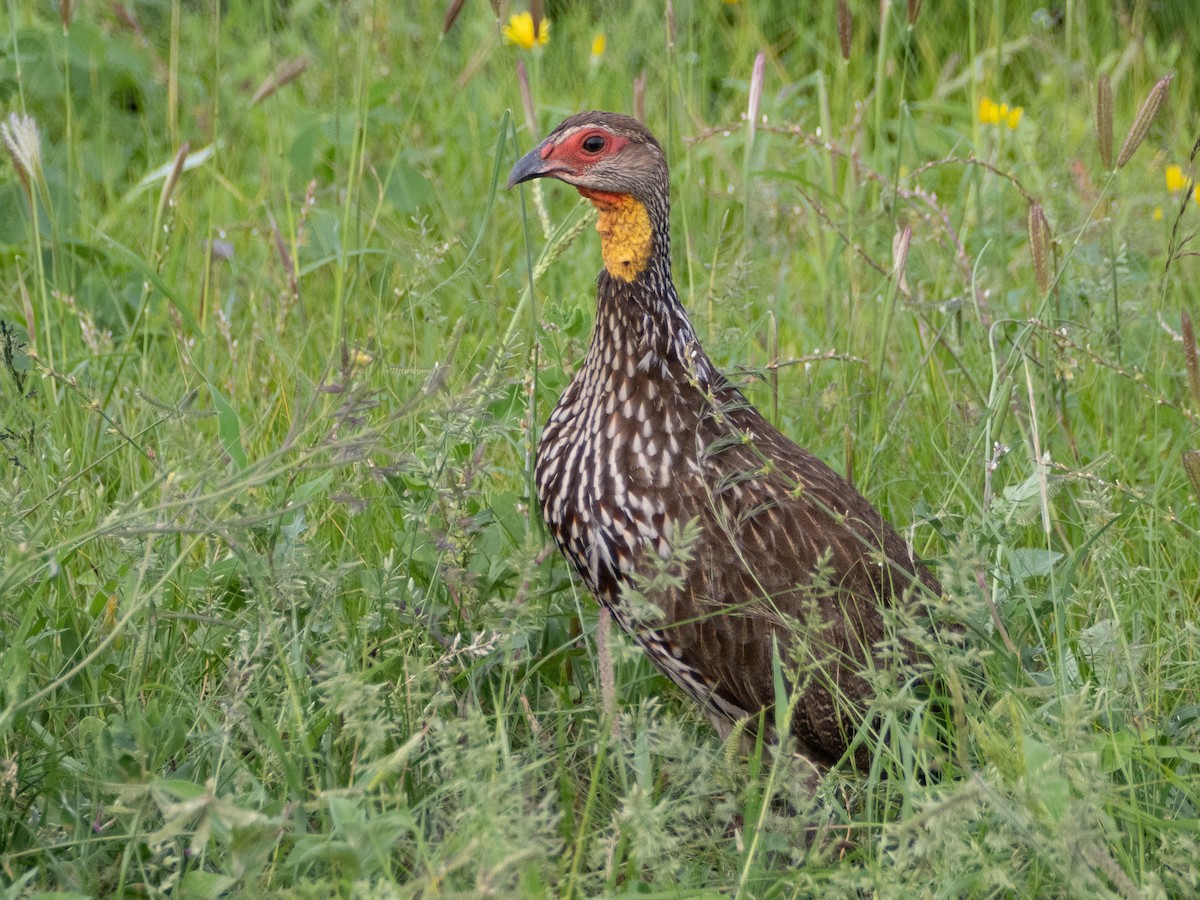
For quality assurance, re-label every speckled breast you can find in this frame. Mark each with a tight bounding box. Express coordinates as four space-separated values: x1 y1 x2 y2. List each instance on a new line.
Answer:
534 346 707 600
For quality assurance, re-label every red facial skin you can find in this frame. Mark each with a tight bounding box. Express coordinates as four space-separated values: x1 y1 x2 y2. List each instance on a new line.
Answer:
538 129 632 206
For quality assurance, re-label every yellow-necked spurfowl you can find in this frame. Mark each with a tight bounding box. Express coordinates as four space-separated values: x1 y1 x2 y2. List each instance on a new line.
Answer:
509 111 944 770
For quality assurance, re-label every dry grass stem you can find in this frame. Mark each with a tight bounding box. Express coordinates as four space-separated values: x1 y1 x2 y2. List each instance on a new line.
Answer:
764 348 866 370
597 606 618 739
515 59 551 238
267 212 295 295
441 0 467 34
1164 137 1200 275
516 59 536 137
15 268 36 346
157 142 189 218
1095 75 1113 169
843 423 855 488
519 693 542 739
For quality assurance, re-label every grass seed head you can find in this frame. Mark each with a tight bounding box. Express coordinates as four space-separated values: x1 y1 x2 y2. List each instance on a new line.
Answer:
1184 450 1200 498
1027 202 1051 295
747 52 765 144
837 0 852 60
1116 72 1173 169
892 222 912 295
1 113 42 202
250 57 310 106
1182 309 1200 408
530 0 544 41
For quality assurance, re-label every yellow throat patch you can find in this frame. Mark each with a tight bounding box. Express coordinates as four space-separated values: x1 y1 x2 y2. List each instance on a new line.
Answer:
579 189 653 282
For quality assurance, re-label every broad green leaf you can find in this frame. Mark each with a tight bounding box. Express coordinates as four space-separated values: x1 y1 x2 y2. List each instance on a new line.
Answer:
208 384 248 470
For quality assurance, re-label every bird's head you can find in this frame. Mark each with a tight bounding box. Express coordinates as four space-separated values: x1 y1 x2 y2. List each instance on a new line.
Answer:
507 111 667 200
508 111 669 283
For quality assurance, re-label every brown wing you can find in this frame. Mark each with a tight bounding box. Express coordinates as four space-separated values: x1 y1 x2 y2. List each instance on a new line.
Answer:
648 396 942 768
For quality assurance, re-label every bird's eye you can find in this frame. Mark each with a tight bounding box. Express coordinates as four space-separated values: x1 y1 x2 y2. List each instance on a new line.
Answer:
582 134 606 153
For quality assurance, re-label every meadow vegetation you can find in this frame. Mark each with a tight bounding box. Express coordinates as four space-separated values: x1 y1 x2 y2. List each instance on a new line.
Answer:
1 0 1199 895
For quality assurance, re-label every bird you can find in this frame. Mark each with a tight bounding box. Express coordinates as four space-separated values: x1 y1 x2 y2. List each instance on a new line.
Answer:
508 111 945 772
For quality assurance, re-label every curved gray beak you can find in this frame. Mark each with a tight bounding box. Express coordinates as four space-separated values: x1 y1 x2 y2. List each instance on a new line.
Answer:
507 141 566 189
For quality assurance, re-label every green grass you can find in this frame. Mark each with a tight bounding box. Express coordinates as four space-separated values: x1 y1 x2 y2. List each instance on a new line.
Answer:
2 0 1199 895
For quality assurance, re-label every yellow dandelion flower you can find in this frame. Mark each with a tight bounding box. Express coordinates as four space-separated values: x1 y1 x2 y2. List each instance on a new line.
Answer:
1005 106 1023 129
978 97 1000 124
1153 206 1163 221
1166 165 1187 193
591 33 606 58
1195 184 1200 205
503 12 549 50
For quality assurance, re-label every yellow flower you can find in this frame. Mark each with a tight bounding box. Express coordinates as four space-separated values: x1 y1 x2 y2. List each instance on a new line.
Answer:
979 97 1022 129
1166 164 1187 193
1153 205 1163 221
503 11 549 50
591 33 606 58
1195 184 1200 205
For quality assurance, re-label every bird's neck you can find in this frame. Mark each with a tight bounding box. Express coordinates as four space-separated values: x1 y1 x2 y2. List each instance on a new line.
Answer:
577 186 718 387
593 261 718 390
579 189 668 284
